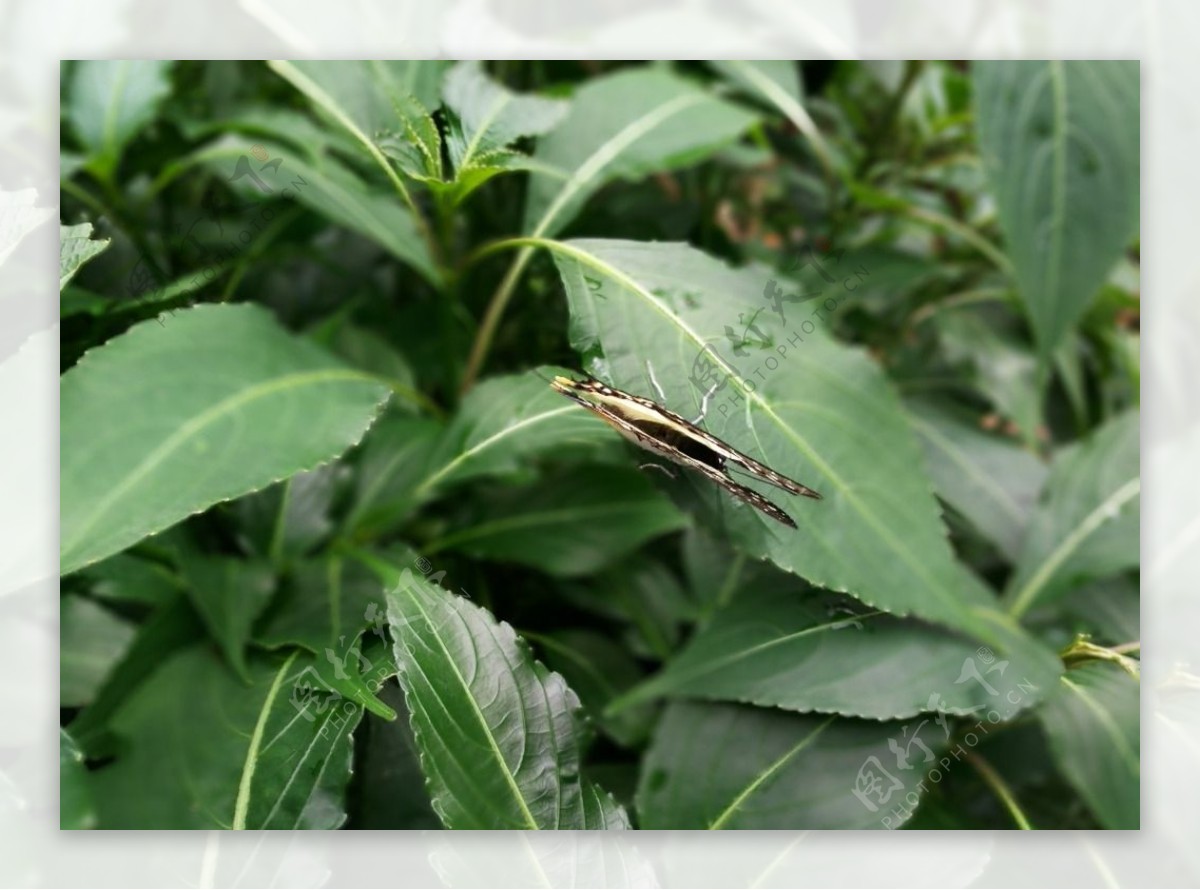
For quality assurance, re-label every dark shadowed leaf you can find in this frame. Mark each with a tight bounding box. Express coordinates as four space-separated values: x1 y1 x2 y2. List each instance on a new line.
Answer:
531 628 656 748
90 646 364 828
79 552 182 606
974 61 1139 357
1039 661 1139 829
386 568 629 829
934 304 1042 441
61 304 390 574
906 397 1048 559
581 556 696 660
428 465 688 576
177 553 276 680
193 135 438 283
637 701 942 829
350 681 440 828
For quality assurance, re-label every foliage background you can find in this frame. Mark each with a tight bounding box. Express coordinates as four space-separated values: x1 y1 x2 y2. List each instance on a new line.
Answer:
58 59 1140 830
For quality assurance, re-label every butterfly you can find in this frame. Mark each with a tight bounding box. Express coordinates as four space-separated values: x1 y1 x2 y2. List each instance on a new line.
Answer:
549 373 821 528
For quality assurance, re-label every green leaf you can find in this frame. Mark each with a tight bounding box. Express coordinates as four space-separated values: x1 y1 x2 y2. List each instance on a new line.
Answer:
79 552 182 606
177 554 276 680
346 415 445 534
637 701 942 829
710 60 803 104
934 304 1042 440
434 62 569 207
267 60 447 181
59 223 111 291
303 631 398 721
1 187 53 268
531 628 656 748
443 61 568 172
60 303 390 575
707 61 836 177
233 463 342 561
193 135 438 283
524 67 757 238
1005 410 1139 618
60 729 97 830
1039 662 1139 829
612 583 1060 721
1058 576 1139 645
89 646 363 829
547 238 1015 646
319 321 419 406
269 60 445 139
67 60 174 178
68 593 205 754
385 568 630 829
974 61 1139 357
408 369 615 504
256 556 395 656
428 465 688 576
253 547 423 722
60 596 136 708
571 556 695 660
906 397 1048 560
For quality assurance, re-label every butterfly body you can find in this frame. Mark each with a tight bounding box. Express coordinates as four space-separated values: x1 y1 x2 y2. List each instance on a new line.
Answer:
550 374 821 528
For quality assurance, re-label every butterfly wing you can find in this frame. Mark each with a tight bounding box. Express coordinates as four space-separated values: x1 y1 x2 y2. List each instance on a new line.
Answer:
681 453 799 528
595 382 822 500
550 375 804 527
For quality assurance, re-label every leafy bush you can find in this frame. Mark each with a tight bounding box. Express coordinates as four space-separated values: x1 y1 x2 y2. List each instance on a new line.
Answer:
59 60 1139 830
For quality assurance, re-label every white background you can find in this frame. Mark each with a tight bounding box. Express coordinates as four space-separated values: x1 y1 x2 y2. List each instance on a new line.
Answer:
0 0 1192 885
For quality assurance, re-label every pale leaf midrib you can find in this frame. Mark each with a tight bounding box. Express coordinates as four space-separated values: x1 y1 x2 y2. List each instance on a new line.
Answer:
1007 475 1140 617
232 650 298 830
432 500 674 552
414 404 579 498
532 90 708 239
1060 674 1139 775
401 585 542 829
708 716 834 830
620 611 886 708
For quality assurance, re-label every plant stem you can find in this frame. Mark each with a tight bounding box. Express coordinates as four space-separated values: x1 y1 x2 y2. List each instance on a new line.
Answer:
964 749 1034 829
460 242 537 393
